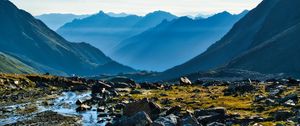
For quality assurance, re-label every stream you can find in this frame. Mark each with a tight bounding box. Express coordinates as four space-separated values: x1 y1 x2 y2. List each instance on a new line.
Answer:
0 92 107 126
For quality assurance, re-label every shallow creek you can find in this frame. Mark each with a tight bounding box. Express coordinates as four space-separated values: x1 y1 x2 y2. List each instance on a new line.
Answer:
0 92 107 126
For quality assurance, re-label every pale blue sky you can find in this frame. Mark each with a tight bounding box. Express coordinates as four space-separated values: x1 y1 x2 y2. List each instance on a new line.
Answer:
10 0 262 16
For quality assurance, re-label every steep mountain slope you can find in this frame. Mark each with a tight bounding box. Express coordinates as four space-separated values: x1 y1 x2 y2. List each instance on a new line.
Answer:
111 11 247 71
0 0 135 75
57 11 176 54
0 52 37 74
226 0 300 76
161 0 300 79
35 13 89 30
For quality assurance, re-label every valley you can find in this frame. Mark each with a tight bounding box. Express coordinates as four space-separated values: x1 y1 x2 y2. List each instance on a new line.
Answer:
1 0 300 125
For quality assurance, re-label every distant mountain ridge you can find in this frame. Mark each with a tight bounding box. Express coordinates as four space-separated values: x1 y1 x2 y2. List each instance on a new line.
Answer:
0 0 135 75
57 11 177 54
35 13 89 30
159 0 300 80
111 11 248 71
35 12 132 30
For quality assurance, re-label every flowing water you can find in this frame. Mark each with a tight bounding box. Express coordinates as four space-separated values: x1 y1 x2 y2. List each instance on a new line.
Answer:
0 92 106 126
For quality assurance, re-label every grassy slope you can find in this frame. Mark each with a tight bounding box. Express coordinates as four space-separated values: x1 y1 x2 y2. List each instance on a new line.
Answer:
117 84 297 125
0 52 37 74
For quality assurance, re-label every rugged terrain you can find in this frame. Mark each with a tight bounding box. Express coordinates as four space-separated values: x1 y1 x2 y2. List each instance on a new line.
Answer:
1 74 300 126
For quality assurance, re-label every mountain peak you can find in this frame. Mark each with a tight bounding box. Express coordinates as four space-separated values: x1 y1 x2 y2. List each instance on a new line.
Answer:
240 10 249 14
218 11 232 16
145 10 176 18
97 11 108 16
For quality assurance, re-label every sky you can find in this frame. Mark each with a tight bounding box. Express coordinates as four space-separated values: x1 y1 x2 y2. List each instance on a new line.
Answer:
10 0 262 16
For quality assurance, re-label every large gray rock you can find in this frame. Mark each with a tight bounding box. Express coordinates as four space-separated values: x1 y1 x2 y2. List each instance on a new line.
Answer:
124 98 161 119
91 82 112 94
207 122 226 126
114 111 152 126
153 114 181 126
272 110 294 121
195 107 227 125
194 107 226 117
182 114 201 126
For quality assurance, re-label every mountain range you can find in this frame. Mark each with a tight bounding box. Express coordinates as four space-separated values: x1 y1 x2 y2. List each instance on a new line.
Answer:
2 0 299 81
35 12 131 30
0 0 135 75
35 13 89 30
111 11 248 71
158 0 300 80
57 11 177 54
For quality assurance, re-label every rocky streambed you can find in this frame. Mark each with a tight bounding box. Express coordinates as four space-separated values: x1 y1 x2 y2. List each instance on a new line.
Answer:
0 91 104 125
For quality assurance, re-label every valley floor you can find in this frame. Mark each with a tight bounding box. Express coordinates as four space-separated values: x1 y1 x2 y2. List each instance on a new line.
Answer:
0 74 299 126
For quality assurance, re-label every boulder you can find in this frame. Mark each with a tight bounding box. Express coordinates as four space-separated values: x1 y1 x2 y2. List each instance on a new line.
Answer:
180 77 192 86
207 122 226 126
166 105 181 116
124 98 161 119
195 107 227 125
115 103 126 110
153 114 181 126
194 107 226 117
254 95 266 102
272 111 294 121
91 82 112 94
130 89 143 94
113 82 131 88
265 99 276 106
277 94 298 103
182 113 200 126
283 99 296 107
114 111 152 126
269 89 282 97
75 99 84 105
76 104 91 112
224 83 256 95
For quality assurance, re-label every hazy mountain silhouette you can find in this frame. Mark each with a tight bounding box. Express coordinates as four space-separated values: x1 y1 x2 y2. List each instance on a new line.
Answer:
35 13 89 30
106 12 130 17
160 0 300 79
0 0 135 75
57 11 177 54
111 11 247 71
